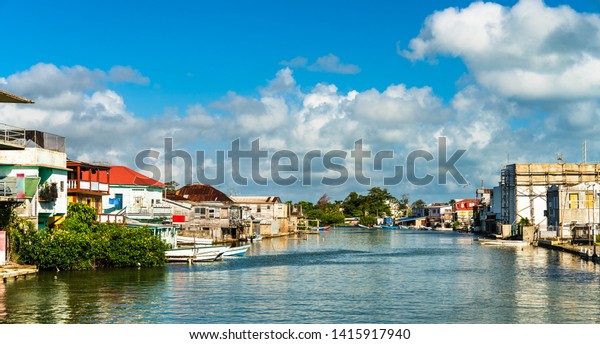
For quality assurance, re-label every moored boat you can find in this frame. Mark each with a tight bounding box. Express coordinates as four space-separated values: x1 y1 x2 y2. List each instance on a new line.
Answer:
311 225 331 231
176 236 213 245
165 245 229 262
223 244 251 257
473 238 529 247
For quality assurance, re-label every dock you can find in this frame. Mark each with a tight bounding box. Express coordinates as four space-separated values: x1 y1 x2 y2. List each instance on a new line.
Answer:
537 240 600 264
1 263 38 283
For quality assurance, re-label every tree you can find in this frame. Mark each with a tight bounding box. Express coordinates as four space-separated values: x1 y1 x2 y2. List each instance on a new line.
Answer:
165 180 179 192
412 199 426 209
316 193 331 210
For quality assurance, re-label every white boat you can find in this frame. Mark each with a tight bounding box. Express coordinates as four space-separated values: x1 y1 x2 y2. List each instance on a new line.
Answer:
474 238 529 247
223 244 251 257
177 236 213 245
165 245 228 262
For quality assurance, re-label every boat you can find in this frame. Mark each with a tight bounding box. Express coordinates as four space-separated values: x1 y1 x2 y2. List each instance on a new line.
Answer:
223 244 251 257
358 224 370 229
381 225 398 229
372 225 382 229
473 238 530 247
250 233 262 241
176 236 213 245
311 225 331 231
165 245 229 262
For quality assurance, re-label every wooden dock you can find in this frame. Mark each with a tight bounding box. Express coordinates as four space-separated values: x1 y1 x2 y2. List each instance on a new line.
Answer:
1 263 38 283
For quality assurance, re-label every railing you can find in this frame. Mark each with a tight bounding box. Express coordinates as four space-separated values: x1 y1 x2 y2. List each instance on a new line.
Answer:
98 214 125 224
67 180 109 193
0 123 26 148
0 181 16 197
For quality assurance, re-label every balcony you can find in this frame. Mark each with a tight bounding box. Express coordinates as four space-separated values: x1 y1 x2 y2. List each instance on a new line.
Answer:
67 180 109 194
67 159 110 196
0 123 26 150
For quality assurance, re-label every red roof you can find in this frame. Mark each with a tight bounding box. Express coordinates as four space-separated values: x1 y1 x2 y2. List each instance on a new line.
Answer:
109 166 165 187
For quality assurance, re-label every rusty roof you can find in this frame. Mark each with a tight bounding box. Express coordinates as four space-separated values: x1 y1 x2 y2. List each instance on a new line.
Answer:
0 90 34 103
174 184 233 203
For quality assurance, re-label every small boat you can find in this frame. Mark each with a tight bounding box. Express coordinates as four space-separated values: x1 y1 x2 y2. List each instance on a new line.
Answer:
372 225 382 229
176 236 213 245
223 244 251 257
311 225 331 231
381 225 398 229
165 245 228 262
358 224 370 229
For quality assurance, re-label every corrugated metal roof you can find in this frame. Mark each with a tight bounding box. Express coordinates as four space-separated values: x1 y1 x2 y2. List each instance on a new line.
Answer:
0 90 34 103
174 184 232 203
230 196 282 204
109 166 165 187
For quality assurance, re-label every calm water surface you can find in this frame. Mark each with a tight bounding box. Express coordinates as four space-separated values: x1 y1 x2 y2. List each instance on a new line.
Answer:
1 228 600 324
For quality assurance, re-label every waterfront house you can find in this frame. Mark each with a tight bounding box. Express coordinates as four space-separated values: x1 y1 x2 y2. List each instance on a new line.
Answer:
0 128 68 229
546 182 600 240
102 166 169 221
452 198 476 225
164 184 241 241
491 163 600 235
230 196 295 237
66 159 119 222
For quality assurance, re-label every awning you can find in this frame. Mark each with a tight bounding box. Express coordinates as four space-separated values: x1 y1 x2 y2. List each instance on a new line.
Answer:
0 90 34 103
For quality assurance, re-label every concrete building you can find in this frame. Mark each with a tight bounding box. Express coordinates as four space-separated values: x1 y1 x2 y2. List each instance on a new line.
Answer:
496 163 600 233
425 203 452 227
0 129 68 229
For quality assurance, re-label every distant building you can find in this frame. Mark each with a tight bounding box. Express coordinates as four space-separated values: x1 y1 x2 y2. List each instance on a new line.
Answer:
453 198 477 225
425 203 452 227
230 196 295 236
164 184 242 241
67 160 111 214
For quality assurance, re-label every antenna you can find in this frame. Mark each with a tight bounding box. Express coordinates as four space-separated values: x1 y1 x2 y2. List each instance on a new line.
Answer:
584 141 587 163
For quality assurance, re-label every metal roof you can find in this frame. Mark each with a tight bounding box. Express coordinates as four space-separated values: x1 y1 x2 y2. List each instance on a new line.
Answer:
174 184 232 203
230 196 282 204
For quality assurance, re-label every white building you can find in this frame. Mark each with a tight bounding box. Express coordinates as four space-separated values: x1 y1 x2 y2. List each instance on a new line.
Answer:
0 128 68 229
102 166 168 220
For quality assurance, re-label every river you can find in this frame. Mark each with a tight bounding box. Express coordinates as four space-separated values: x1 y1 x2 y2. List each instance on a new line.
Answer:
1 228 599 324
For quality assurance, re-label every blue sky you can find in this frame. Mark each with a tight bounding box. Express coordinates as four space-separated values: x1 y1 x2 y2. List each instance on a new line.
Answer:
2 0 600 204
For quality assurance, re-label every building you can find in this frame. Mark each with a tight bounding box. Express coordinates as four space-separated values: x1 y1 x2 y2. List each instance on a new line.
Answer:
496 163 600 232
0 127 68 229
546 182 600 240
230 196 295 236
425 203 453 227
102 166 168 221
67 159 111 214
164 184 241 241
453 198 477 225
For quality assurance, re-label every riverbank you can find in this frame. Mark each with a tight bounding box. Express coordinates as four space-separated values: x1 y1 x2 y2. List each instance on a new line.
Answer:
1 263 38 283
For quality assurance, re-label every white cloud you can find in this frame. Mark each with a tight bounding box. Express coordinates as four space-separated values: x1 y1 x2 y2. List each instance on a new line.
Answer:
402 0 600 100
308 54 361 74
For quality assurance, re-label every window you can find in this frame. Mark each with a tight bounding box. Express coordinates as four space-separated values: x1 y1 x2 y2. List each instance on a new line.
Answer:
569 193 579 209
586 193 594 209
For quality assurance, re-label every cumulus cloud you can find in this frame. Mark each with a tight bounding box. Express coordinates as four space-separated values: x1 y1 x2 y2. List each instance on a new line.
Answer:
401 0 600 100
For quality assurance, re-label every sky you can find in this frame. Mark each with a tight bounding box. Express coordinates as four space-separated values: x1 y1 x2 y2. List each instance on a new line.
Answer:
2 0 600 204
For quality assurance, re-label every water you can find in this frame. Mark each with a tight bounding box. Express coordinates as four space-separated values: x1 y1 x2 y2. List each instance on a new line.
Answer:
1 228 600 324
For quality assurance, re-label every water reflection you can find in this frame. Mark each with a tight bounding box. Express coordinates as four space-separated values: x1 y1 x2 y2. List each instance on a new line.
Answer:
2 229 600 324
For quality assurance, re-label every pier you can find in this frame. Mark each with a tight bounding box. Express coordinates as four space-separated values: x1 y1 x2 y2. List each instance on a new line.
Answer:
1 263 38 283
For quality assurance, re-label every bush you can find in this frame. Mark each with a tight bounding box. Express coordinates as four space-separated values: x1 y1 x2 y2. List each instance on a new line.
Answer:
8 204 169 270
